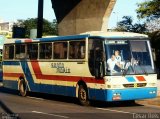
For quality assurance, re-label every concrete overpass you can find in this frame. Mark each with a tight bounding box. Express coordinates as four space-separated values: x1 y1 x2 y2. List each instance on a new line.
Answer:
51 0 116 35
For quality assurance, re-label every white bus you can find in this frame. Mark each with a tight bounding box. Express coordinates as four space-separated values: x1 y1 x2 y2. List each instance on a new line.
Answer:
3 31 157 105
0 35 5 81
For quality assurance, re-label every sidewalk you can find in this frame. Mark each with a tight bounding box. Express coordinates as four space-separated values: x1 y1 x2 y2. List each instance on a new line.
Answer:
136 96 160 107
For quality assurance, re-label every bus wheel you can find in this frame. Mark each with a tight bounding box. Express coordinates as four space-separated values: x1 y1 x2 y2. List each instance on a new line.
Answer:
78 85 90 106
19 78 27 97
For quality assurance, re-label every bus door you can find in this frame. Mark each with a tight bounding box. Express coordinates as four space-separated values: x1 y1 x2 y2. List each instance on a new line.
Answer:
88 39 105 99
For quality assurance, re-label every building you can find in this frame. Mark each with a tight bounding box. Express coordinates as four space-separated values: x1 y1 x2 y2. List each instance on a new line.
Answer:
0 20 13 38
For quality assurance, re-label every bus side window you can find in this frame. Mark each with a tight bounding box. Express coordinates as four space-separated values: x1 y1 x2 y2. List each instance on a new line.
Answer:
53 42 67 59
4 45 14 59
15 45 26 59
69 41 85 59
27 44 38 59
39 43 52 59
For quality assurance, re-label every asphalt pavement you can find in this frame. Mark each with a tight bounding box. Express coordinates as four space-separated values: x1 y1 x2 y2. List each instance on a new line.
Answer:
0 86 160 119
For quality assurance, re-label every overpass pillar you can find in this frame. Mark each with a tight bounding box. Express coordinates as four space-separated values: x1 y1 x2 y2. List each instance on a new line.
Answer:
56 0 116 35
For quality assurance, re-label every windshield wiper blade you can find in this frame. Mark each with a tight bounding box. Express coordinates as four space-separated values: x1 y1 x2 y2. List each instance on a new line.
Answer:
122 61 134 76
138 64 148 76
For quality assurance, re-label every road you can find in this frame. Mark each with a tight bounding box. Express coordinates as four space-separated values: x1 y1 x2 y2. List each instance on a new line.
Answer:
0 87 160 119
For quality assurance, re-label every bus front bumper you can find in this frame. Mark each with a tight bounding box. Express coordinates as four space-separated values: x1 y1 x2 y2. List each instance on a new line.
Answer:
90 87 157 101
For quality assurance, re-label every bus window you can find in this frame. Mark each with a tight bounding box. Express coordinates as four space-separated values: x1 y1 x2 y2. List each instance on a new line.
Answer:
39 43 52 59
27 44 38 59
0 49 2 61
69 41 85 59
53 42 67 59
15 44 26 59
88 39 103 76
4 45 14 59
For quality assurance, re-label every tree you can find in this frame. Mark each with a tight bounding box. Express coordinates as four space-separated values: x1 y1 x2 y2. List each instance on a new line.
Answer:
136 0 160 32
146 18 160 32
14 18 58 37
114 16 147 33
136 0 160 21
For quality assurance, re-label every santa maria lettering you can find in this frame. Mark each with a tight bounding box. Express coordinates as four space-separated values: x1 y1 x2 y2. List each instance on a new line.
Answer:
51 63 71 73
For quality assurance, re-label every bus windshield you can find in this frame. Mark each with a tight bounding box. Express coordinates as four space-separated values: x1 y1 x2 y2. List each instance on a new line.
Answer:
105 39 155 76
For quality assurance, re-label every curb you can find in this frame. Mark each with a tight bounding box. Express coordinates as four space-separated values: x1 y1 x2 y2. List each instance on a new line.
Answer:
158 90 160 96
0 82 3 87
136 96 160 107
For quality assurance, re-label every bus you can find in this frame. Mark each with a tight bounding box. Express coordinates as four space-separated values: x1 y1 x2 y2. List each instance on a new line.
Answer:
0 35 5 81
3 31 157 105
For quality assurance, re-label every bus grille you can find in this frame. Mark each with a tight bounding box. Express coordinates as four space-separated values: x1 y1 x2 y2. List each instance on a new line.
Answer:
123 83 147 88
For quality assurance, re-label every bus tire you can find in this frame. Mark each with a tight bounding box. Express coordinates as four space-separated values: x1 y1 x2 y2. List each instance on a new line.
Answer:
19 78 27 97
78 85 90 106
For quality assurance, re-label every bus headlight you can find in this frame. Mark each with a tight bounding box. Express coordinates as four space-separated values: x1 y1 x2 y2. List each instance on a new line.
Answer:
148 83 156 87
112 85 121 88
107 85 121 89
107 85 111 88
149 91 156 94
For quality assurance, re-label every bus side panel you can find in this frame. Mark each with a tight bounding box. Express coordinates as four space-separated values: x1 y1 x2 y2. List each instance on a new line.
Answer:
3 61 21 90
3 60 92 98
3 80 18 90
20 61 40 92
22 61 77 96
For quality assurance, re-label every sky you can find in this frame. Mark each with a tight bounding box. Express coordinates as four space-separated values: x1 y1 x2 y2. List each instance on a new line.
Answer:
0 0 145 29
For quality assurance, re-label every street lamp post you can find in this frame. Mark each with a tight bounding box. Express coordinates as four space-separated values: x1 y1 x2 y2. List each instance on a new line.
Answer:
37 0 44 38
113 12 119 26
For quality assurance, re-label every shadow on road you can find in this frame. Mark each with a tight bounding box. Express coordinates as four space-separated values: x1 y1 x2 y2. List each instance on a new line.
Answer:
0 87 143 108
0 100 20 119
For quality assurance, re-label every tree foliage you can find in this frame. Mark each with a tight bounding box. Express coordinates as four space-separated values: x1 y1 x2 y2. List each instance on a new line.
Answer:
148 31 160 49
136 0 160 21
114 16 147 33
14 18 58 37
146 18 160 32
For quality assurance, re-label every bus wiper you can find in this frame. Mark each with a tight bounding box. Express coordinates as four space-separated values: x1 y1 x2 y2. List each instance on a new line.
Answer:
122 68 128 76
122 61 134 76
138 64 148 76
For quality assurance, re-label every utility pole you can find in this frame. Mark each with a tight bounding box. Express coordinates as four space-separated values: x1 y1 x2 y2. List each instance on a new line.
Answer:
37 0 44 38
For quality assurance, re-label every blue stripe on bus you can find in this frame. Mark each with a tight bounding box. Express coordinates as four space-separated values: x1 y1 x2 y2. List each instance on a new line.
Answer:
15 40 22 43
89 87 157 101
20 61 76 97
15 34 89 43
125 76 136 82
20 61 39 92
3 80 18 90
3 79 75 97
3 61 20 66
14 34 147 44
38 34 89 42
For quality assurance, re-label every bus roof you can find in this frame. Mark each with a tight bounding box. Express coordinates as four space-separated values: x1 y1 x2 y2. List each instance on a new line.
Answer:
4 31 148 44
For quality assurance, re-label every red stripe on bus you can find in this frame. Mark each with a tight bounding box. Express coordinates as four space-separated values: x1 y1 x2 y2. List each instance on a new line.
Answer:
31 61 105 84
3 73 24 78
25 39 32 42
136 76 146 81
